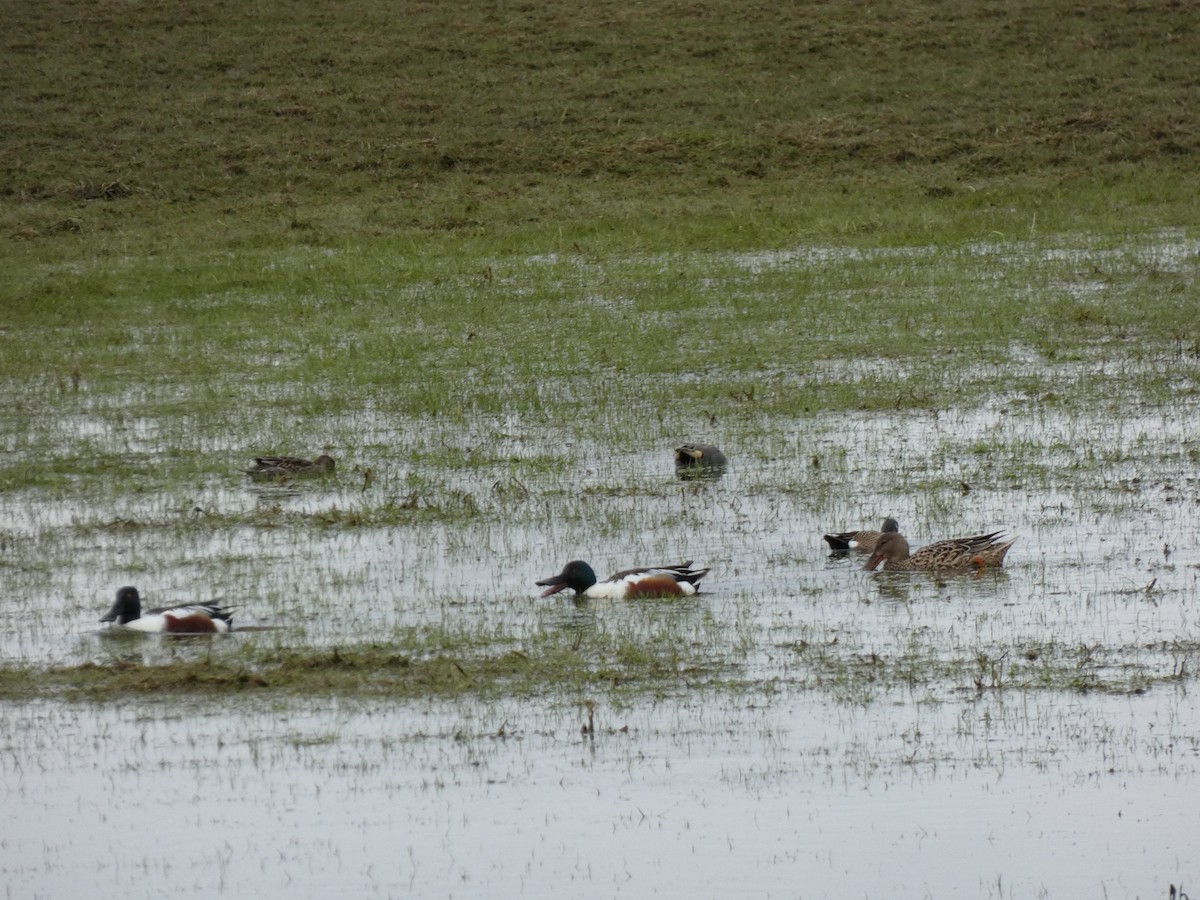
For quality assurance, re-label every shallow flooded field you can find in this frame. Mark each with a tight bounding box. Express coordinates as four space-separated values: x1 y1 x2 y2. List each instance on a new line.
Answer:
2 233 1198 897
2 688 1196 899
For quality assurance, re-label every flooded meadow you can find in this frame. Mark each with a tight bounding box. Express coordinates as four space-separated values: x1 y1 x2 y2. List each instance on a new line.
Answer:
2 233 1198 898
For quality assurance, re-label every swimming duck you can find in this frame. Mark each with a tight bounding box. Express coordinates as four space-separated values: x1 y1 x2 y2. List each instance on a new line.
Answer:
536 560 710 599
865 530 1016 572
674 443 727 478
99 586 234 633
245 454 336 479
823 517 900 553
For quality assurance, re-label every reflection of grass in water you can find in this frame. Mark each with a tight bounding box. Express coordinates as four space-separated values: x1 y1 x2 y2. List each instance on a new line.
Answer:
778 635 1196 705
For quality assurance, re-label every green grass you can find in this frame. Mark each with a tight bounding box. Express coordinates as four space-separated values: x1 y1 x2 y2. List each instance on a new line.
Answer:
1 626 1187 703
3 0 1198 250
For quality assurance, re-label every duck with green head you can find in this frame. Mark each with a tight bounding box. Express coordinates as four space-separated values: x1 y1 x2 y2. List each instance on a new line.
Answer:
536 560 710 599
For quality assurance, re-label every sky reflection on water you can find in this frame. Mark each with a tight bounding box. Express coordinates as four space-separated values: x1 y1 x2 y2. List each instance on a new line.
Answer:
1 688 1193 899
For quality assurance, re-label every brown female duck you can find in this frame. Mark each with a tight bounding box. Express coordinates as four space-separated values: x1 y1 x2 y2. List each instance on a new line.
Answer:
245 454 336 479
865 530 1015 572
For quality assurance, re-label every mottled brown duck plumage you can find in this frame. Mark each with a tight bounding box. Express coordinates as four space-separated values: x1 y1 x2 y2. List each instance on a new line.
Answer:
245 454 336 479
865 530 1015 572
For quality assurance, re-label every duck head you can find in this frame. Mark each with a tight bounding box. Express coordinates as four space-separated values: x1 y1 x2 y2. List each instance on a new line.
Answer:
535 561 598 596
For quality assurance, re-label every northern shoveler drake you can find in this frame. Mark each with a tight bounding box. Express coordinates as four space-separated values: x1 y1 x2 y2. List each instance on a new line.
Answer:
865 530 1016 572
245 454 336 479
674 443 727 478
823 517 900 553
536 560 710 600
99 586 234 633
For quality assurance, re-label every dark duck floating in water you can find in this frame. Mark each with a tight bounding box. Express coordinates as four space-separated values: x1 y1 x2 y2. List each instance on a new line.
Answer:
674 443 727 480
245 454 336 479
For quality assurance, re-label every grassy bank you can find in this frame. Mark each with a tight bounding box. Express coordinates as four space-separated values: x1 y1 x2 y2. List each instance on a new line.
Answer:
2 0 1198 252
